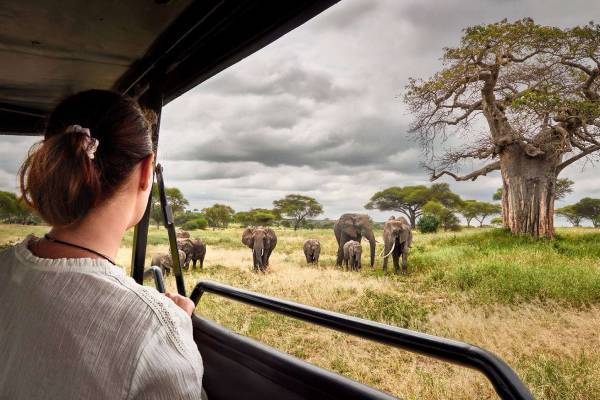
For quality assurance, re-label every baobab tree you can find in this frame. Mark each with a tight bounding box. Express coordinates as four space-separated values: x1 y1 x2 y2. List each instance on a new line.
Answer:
405 19 600 238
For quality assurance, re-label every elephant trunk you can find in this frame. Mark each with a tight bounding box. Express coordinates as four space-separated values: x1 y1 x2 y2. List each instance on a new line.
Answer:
254 243 265 268
364 229 376 267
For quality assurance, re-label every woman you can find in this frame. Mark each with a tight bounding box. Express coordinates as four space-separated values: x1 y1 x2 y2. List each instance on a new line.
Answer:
0 90 205 399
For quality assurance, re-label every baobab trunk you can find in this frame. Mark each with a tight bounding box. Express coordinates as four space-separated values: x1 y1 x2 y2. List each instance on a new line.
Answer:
500 145 558 238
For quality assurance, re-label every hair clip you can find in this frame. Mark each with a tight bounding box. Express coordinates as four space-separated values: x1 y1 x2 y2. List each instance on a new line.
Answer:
66 125 99 160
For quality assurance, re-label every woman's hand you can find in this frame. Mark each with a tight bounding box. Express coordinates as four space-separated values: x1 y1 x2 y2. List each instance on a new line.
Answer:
165 292 195 317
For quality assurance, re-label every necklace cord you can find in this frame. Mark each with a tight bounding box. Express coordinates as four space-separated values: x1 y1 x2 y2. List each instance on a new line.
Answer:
43 234 116 265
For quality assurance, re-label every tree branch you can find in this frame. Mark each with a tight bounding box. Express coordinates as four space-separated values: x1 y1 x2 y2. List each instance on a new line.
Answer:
560 59 593 75
557 144 600 171
428 161 501 182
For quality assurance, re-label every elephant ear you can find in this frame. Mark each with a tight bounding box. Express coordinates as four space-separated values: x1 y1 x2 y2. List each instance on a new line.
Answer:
242 228 254 248
265 227 276 239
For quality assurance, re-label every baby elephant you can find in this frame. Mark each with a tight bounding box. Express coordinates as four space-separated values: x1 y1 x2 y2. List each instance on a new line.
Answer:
149 250 186 277
343 240 362 271
178 239 206 270
303 239 321 265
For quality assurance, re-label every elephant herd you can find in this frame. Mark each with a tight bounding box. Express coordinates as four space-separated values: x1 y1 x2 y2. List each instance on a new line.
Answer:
149 231 207 277
150 213 412 276
334 213 412 274
242 213 413 274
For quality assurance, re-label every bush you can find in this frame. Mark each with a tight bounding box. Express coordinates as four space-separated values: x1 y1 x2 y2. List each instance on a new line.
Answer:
417 215 440 233
182 218 208 231
442 213 461 231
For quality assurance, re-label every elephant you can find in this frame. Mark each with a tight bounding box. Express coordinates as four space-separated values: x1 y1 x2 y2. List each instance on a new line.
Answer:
381 216 412 274
303 239 321 265
149 250 186 277
343 240 362 271
334 213 376 268
242 227 277 272
177 238 206 270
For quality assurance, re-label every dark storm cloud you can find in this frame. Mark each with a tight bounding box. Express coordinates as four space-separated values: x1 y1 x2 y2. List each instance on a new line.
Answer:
170 114 423 175
309 0 380 31
2 0 599 222
395 0 600 55
202 61 355 103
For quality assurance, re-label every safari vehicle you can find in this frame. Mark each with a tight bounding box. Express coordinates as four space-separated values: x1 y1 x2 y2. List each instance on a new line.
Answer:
1 1 533 399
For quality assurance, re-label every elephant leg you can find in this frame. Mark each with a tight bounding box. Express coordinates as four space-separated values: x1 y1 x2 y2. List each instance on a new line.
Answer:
391 240 400 273
336 245 344 267
193 258 197 269
200 254 205 269
252 252 258 272
337 234 350 266
402 245 409 274
266 248 273 267
382 244 389 272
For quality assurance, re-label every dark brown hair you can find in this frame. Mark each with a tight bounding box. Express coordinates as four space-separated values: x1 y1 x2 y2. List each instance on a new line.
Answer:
19 90 154 227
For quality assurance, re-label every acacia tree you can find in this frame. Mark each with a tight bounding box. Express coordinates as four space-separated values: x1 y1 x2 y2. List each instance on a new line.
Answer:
203 204 235 228
459 200 479 227
405 19 600 238
473 202 502 227
234 208 278 227
365 183 462 228
555 204 583 226
575 197 600 227
150 184 189 228
273 194 323 230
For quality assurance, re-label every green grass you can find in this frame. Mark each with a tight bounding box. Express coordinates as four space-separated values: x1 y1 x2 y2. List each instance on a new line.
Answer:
418 229 600 306
2 223 600 399
524 353 600 400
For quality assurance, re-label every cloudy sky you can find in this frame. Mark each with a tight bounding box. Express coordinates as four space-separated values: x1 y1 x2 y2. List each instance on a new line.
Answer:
2 0 600 222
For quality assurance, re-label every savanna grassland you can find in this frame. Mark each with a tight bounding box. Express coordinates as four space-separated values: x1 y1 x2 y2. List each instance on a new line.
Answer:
2 224 600 399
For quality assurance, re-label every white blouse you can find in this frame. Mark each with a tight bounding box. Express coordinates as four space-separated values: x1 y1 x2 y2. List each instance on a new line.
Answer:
0 236 205 399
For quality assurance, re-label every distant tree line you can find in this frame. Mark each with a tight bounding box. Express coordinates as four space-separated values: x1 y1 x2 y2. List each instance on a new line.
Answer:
556 198 600 227
150 186 325 231
0 190 40 225
365 183 501 233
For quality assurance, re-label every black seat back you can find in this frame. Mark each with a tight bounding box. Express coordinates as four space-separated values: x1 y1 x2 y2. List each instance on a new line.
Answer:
192 315 398 400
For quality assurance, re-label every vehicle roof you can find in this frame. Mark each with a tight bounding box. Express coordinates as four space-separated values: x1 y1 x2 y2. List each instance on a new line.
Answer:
0 0 338 135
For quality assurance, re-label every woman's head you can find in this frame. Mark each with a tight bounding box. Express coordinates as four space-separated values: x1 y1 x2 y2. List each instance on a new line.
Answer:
19 90 154 228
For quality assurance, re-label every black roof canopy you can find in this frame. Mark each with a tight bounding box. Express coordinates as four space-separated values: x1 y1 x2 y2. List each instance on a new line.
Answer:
0 0 339 135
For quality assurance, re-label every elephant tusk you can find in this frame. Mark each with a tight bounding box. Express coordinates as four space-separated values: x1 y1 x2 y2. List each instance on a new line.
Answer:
261 248 264 257
381 242 395 258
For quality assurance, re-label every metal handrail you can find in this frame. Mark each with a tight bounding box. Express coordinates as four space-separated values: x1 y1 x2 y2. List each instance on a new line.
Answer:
191 280 534 400
147 266 166 293
156 163 186 296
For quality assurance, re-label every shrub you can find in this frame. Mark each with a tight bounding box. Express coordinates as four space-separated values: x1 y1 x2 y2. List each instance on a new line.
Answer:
490 216 503 226
417 215 440 233
182 217 208 231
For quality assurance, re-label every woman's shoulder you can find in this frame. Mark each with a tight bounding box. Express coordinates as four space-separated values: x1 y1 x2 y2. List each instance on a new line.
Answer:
109 274 198 358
